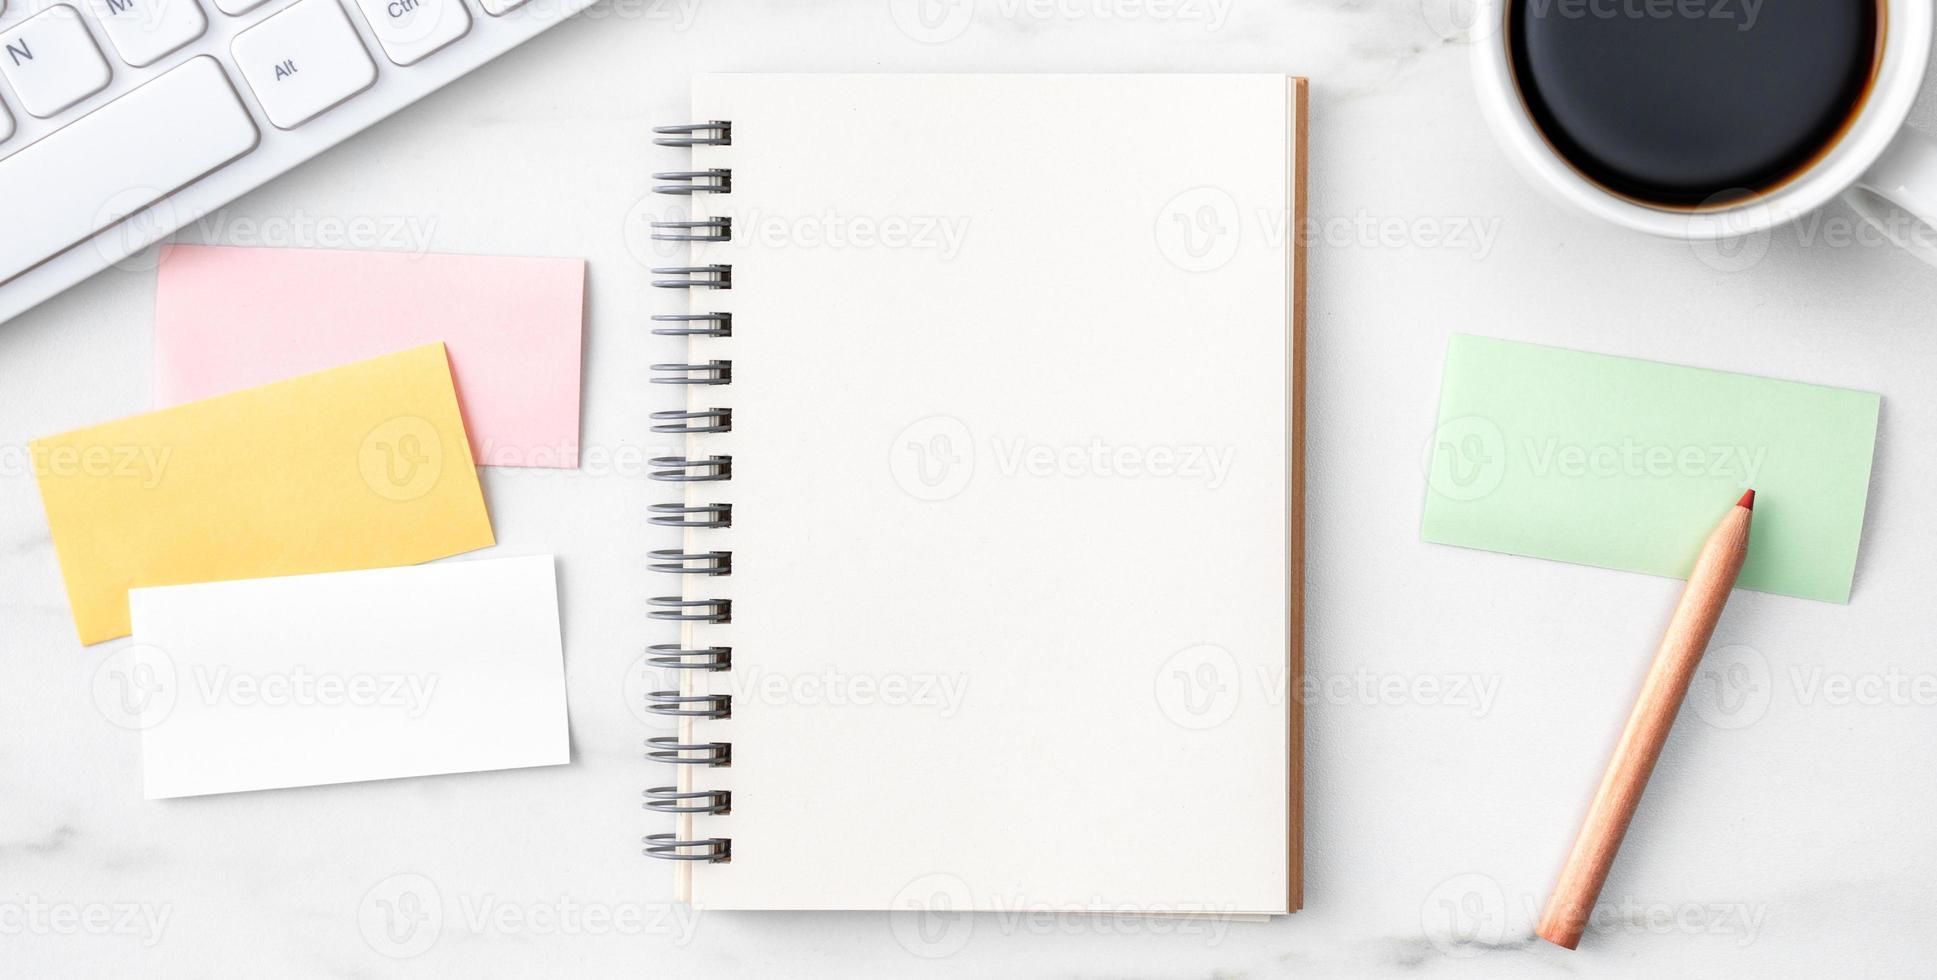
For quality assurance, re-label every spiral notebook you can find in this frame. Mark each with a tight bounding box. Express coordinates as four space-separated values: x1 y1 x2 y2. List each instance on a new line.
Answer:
647 74 1306 914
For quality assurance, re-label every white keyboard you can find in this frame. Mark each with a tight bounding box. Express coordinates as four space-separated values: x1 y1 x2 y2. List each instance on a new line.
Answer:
0 0 594 324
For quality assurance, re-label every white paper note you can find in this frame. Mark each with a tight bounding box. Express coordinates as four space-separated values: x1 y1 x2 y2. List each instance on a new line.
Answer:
129 555 569 799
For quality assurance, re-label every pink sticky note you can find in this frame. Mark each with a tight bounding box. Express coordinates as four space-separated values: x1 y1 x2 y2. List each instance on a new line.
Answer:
155 245 585 468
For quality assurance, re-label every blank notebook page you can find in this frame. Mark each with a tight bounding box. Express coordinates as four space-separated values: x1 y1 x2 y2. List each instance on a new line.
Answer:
673 74 1301 912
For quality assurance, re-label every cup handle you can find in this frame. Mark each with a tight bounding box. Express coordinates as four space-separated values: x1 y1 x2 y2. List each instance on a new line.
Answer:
1849 126 1937 266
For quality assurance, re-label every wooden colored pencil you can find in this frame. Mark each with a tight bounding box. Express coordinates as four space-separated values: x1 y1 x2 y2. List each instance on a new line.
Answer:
1536 489 1756 950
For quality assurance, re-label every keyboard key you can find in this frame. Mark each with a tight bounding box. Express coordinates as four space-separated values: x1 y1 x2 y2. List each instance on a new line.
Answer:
230 0 375 129
349 0 468 65
87 0 207 67
0 5 112 118
477 0 524 16
0 98 12 142
210 0 269 14
0 57 258 285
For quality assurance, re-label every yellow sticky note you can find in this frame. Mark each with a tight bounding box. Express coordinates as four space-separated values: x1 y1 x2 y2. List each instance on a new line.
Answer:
34 343 495 644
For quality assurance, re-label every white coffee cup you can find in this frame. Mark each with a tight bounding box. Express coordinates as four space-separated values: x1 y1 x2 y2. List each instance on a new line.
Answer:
1469 0 1937 261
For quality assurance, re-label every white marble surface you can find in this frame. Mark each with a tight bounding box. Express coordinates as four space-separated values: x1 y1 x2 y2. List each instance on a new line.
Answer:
4 1 1937 976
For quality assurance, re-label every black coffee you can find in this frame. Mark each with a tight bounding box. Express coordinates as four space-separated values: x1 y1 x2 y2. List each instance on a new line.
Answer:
1508 0 1880 208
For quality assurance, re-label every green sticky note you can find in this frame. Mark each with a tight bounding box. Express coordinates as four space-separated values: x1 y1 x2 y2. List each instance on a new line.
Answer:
1422 335 1879 603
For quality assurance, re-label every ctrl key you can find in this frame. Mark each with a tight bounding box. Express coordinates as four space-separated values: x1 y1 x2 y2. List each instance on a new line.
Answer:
230 0 377 129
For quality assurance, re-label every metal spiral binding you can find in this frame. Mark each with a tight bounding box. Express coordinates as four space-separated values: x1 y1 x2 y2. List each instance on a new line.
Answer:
650 456 731 482
644 787 732 814
645 692 732 718
649 549 731 575
651 361 732 385
651 409 731 434
651 218 731 242
651 265 732 290
646 736 731 766
643 834 731 862
652 121 731 147
647 121 735 864
652 170 731 195
648 503 731 528
647 644 732 670
652 313 732 337
648 598 730 625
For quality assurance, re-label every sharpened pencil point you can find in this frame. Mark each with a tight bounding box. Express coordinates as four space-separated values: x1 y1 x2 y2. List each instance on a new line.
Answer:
1738 489 1755 510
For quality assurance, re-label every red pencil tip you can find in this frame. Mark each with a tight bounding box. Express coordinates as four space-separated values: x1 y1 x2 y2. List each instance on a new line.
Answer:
1738 489 1755 510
